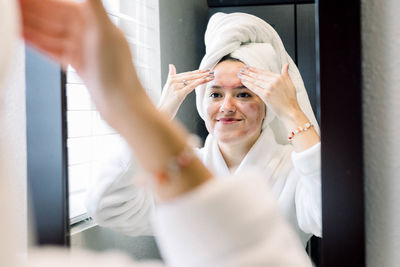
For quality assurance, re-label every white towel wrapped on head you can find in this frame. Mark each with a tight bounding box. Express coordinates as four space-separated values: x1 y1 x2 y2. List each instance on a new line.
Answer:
195 12 319 144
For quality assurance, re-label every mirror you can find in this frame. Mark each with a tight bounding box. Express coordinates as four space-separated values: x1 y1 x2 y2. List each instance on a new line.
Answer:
66 0 322 265
24 0 365 266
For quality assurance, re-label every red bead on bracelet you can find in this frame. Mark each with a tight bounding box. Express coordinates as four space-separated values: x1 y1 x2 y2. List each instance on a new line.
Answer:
155 147 195 184
288 122 313 142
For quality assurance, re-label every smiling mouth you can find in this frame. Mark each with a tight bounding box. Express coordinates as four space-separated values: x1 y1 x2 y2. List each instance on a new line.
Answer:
217 118 242 124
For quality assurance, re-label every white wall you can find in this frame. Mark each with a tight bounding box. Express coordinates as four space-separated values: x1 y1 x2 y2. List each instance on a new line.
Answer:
362 0 400 266
0 2 27 264
0 43 27 253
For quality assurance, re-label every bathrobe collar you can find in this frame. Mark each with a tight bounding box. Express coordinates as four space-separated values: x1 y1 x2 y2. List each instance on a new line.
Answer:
198 127 293 184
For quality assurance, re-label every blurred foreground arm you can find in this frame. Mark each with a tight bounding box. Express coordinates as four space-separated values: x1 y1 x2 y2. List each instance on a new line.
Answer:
20 0 212 201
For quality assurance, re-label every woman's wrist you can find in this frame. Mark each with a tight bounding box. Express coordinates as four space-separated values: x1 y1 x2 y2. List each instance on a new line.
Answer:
280 108 310 131
279 108 320 151
157 99 179 120
155 157 214 202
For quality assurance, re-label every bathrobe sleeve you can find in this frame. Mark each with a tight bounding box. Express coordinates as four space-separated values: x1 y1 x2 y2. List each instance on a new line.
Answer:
153 172 312 267
26 173 311 267
85 148 205 236
291 142 322 237
85 149 155 236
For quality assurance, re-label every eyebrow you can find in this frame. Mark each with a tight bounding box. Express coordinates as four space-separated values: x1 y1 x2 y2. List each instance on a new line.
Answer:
209 85 247 90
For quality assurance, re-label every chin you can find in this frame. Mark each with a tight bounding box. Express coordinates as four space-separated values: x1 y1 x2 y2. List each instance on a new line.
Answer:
215 132 246 144
215 129 262 146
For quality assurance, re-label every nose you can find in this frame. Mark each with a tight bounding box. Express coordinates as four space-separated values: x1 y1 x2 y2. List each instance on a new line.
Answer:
220 95 236 113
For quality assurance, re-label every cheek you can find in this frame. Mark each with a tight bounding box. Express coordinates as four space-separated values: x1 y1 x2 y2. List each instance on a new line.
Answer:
204 102 219 129
241 102 265 124
205 101 219 119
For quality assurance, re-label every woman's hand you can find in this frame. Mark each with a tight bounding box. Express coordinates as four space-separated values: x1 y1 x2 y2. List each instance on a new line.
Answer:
239 64 320 151
158 64 214 119
238 64 302 123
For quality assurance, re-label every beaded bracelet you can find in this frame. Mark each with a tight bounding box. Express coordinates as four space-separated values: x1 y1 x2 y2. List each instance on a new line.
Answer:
154 146 195 183
153 134 201 183
288 122 313 142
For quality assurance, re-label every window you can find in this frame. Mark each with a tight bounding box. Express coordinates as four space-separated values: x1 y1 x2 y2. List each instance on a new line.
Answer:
67 0 161 224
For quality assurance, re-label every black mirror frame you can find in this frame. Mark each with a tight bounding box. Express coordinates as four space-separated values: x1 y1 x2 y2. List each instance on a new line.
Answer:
318 0 365 266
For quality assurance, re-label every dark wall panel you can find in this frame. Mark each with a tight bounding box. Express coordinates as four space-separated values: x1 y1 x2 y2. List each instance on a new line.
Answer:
26 47 69 246
297 3 319 123
159 0 209 141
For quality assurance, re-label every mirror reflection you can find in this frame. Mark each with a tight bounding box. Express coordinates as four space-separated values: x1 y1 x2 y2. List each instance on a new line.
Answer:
67 0 321 265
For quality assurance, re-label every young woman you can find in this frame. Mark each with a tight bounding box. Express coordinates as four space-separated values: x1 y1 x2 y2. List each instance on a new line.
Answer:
87 12 322 247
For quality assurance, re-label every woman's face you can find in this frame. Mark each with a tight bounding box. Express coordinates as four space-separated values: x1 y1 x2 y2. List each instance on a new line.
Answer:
204 60 266 145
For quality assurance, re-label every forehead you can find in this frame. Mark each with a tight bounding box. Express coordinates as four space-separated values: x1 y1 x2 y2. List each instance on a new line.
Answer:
208 60 246 90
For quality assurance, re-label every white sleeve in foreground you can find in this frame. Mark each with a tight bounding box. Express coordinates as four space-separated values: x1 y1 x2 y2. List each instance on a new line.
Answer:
27 248 164 267
153 172 312 267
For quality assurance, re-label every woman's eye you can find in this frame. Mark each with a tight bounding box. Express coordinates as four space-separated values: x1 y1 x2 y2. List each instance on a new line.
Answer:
237 92 251 98
209 92 221 98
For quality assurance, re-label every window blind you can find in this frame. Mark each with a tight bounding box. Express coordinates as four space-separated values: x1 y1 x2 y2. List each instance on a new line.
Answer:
67 0 161 224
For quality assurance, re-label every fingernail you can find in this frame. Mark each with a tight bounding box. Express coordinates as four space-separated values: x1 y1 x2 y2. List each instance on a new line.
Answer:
238 73 243 77
208 71 214 75
245 64 250 69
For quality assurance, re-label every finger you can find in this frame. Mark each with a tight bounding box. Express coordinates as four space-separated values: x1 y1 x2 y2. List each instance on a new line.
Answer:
19 0 77 26
239 71 276 83
239 72 275 88
168 64 176 76
281 63 289 77
23 24 69 52
21 5 69 38
171 72 211 83
173 69 210 78
240 79 266 100
23 25 78 70
181 76 215 96
246 65 279 78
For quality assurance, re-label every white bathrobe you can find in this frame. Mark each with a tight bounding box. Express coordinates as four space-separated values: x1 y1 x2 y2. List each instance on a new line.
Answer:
198 128 322 246
86 129 321 247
